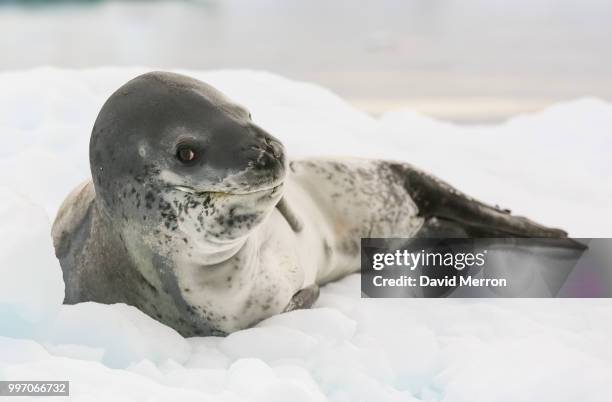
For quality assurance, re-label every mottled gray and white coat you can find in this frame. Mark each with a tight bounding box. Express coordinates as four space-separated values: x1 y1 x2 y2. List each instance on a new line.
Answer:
52 72 571 336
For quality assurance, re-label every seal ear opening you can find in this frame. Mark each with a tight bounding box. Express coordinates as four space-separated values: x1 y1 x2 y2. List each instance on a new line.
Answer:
276 196 303 233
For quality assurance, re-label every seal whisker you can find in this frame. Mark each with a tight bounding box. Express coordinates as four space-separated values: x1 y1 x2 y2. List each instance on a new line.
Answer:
172 183 283 197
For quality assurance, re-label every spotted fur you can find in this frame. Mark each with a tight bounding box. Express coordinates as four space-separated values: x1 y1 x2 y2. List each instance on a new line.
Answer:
52 71 572 336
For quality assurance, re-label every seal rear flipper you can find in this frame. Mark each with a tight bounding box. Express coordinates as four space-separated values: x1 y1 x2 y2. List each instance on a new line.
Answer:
416 217 586 252
388 163 584 249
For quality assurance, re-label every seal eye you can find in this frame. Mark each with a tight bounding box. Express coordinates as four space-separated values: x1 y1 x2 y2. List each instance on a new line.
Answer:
177 146 197 163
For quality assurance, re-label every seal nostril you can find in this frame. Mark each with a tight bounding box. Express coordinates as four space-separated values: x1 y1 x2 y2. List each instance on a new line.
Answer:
272 145 282 159
265 141 283 160
256 152 273 169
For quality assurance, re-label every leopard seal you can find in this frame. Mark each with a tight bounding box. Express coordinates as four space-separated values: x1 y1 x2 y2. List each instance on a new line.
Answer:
52 71 576 336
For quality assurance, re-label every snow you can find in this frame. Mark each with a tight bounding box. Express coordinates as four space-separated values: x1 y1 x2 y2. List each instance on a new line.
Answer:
0 67 611 401
0 187 64 337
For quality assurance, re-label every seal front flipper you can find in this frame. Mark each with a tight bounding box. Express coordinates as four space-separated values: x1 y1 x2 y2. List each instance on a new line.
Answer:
283 284 320 312
276 196 304 233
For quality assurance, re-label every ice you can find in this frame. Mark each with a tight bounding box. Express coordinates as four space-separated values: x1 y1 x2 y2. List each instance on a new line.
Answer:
259 308 357 341
220 327 318 361
0 187 64 337
42 303 191 368
226 359 327 402
0 68 610 401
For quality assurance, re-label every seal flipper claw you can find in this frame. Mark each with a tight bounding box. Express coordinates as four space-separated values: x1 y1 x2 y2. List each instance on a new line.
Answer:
283 284 320 312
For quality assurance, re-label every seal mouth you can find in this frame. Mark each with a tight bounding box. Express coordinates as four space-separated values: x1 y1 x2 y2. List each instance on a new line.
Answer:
173 183 283 197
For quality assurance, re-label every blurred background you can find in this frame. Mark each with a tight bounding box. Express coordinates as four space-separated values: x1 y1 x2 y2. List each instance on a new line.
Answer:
0 0 611 123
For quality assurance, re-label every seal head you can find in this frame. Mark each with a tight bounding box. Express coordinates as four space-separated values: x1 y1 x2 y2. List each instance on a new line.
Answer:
90 71 286 260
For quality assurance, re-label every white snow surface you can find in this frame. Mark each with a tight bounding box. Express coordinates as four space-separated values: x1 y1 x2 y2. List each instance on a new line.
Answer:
0 68 610 402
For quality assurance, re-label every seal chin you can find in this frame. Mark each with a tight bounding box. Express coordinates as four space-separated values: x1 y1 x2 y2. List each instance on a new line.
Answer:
171 180 284 246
